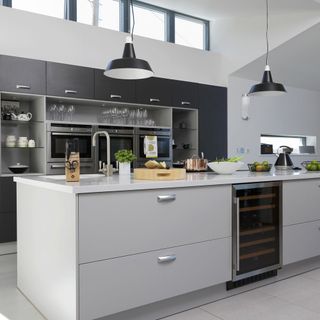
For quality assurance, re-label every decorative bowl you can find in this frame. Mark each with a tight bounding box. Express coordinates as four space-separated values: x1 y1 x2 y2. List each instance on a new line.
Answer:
208 161 243 174
248 163 272 172
8 164 29 174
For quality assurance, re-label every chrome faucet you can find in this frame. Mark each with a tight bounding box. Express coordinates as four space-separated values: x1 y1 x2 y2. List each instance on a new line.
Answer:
92 131 113 176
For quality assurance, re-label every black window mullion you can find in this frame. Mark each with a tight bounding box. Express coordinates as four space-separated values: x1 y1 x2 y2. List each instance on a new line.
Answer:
120 0 130 33
167 10 175 43
65 0 77 21
204 21 210 51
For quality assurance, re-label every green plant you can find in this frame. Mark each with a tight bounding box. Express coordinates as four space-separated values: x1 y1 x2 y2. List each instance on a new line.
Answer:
114 149 137 163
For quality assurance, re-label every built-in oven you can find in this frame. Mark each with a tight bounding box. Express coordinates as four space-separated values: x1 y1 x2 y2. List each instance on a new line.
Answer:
228 182 282 289
46 123 94 175
135 128 172 166
98 126 135 169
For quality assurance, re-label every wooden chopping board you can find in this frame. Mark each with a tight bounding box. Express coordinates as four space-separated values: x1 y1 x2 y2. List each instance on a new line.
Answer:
133 168 186 180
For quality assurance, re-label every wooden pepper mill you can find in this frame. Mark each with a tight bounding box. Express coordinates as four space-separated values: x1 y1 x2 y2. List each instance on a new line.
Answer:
65 139 80 182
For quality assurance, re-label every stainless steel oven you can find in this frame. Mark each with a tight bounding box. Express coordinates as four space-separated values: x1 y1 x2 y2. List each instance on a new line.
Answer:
46 123 94 174
135 128 172 166
98 126 135 168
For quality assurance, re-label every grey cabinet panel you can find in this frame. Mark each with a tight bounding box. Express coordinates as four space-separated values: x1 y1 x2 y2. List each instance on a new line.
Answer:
283 179 320 226
172 80 198 109
0 177 16 243
135 77 172 106
0 177 16 214
198 84 227 160
94 69 135 102
283 220 320 265
0 213 16 243
46 62 94 99
0 55 46 94
78 185 231 263
79 238 231 320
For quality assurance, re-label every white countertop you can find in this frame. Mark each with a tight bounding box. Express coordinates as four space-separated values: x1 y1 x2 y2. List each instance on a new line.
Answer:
13 170 320 194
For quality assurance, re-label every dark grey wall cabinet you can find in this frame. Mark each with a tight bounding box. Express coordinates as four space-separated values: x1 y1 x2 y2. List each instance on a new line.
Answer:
171 80 198 109
0 55 46 95
95 69 135 103
0 177 16 243
135 77 172 106
198 84 227 160
47 62 94 99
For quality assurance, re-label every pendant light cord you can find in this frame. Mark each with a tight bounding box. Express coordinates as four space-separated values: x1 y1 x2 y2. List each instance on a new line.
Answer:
265 0 269 66
130 0 135 41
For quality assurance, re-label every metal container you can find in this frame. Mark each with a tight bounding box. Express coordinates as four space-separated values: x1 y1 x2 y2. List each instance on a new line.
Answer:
185 154 208 172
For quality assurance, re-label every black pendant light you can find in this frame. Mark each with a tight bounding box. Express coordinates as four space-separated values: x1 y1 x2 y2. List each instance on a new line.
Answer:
104 0 154 80
248 0 286 96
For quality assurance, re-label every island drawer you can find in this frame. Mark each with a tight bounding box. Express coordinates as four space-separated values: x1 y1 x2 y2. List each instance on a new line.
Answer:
283 219 320 265
79 238 231 320
283 179 320 226
78 186 231 263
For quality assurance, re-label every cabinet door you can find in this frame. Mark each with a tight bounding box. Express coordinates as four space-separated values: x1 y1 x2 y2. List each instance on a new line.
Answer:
79 238 231 320
46 62 94 99
172 80 198 109
198 84 227 160
283 220 320 265
135 77 172 106
0 55 46 94
0 177 17 243
283 179 320 226
94 69 135 102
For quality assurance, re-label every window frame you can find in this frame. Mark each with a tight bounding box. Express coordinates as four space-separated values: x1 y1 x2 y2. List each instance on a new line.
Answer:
2 0 210 50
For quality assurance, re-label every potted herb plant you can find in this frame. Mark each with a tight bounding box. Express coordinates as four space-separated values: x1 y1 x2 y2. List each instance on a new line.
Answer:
114 149 137 175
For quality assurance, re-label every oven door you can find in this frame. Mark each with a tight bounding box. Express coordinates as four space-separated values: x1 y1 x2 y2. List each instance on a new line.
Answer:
47 132 93 162
137 135 172 161
99 134 134 168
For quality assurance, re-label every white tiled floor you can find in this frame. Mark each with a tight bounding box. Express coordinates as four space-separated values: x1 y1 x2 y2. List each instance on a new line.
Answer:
1 253 320 320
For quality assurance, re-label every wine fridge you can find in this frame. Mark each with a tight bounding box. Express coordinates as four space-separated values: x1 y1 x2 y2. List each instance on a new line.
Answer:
231 182 282 282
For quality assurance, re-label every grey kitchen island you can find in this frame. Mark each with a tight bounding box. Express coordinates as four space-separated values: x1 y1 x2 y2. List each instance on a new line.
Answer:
14 171 320 320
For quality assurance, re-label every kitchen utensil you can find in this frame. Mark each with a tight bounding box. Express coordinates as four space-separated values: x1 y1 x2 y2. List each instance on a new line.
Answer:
134 168 186 180
208 161 243 174
274 145 293 170
8 163 29 174
14 112 32 121
185 154 208 172
65 138 80 182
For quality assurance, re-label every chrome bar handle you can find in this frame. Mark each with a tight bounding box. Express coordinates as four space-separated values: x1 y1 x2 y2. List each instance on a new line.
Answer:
65 89 78 94
51 164 65 169
16 84 30 90
158 255 176 263
236 197 240 272
150 98 160 103
181 101 191 106
110 94 122 99
157 194 176 202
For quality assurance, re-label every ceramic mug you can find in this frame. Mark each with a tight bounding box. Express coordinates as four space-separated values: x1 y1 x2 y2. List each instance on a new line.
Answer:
6 135 16 147
18 137 28 147
28 140 35 148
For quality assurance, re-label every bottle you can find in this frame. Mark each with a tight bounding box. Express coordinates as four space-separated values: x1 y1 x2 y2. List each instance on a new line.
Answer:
65 138 80 182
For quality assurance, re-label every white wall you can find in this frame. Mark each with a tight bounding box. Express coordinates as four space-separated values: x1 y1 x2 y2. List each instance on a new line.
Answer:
228 76 320 165
0 6 225 86
212 12 320 83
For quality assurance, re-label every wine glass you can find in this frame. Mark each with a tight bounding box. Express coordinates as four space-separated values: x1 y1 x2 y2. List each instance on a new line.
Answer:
58 104 66 121
49 104 58 120
67 105 75 121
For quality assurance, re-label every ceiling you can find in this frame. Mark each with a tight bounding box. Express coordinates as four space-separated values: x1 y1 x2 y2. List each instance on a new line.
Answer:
233 21 320 91
141 0 320 20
